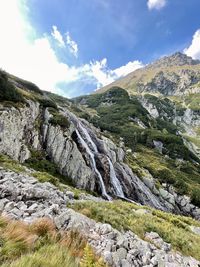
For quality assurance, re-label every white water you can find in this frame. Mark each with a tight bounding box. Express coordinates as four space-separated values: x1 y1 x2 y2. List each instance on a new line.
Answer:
77 122 98 153
107 157 125 198
75 129 111 200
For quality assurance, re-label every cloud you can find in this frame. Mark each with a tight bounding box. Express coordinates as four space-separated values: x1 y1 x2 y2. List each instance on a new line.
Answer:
66 32 78 58
147 0 167 10
51 25 65 47
0 0 80 93
0 0 143 97
184 29 200 60
84 58 144 89
112 60 144 77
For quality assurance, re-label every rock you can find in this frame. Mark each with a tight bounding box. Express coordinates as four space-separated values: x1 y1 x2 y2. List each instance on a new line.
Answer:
65 191 74 200
0 168 199 267
145 232 171 252
135 209 152 216
121 259 132 267
153 140 163 154
103 251 113 265
189 226 200 235
54 212 70 229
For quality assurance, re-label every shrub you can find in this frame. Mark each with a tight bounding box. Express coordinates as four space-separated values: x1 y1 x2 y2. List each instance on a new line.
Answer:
0 71 24 102
39 98 58 109
191 188 200 207
155 168 176 184
49 113 70 128
13 77 42 95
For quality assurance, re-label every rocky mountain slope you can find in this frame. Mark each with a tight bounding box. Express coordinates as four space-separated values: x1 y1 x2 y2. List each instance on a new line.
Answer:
1 51 200 266
96 52 200 96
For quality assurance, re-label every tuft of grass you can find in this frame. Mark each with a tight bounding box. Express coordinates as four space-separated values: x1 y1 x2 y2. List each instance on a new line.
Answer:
70 200 200 260
0 215 104 267
1 244 78 267
0 154 26 173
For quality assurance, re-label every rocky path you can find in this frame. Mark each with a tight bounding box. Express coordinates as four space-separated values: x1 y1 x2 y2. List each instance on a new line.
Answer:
0 167 199 267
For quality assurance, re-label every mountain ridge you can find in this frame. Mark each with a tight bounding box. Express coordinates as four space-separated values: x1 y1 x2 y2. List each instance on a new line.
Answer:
95 52 200 96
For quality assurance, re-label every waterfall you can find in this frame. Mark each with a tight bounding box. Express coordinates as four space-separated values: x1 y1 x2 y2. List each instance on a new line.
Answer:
77 122 98 153
75 129 111 200
107 157 125 198
78 121 125 198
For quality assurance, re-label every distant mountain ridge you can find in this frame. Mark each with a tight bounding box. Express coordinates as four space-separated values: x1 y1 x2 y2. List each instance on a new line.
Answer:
96 52 200 96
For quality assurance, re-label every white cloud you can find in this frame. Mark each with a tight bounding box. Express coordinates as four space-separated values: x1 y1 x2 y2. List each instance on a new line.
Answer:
0 0 79 93
51 25 65 47
184 29 200 60
84 58 144 89
66 32 78 58
147 0 167 10
0 0 143 97
112 60 144 77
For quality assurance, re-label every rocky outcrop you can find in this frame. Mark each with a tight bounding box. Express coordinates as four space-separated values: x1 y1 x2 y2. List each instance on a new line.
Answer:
0 100 40 162
0 101 200 219
0 168 199 267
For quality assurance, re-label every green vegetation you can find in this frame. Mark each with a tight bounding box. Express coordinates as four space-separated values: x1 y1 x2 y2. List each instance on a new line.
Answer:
0 154 26 173
0 71 24 103
127 146 200 205
70 200 200 260
39 98 58 109
12 76 42 95
0 216 106 267
49 108 70 128
25 150 60 176
75 87 196 161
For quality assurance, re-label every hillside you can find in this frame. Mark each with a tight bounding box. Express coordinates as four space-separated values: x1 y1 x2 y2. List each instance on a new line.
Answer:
95 52 200 96
1 60 200 267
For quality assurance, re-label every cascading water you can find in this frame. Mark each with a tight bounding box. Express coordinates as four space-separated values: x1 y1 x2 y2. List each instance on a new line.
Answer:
77 121 125 198
106 157 124 198
77 122 98 153
75 129 111 200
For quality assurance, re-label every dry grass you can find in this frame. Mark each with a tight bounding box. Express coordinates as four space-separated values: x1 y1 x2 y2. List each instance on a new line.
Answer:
0 215 106 267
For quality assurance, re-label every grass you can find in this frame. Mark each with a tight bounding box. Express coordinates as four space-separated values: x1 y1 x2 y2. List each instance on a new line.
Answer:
126 145 200 203
0 154 26 173
0 216 106 267
70 200 200 260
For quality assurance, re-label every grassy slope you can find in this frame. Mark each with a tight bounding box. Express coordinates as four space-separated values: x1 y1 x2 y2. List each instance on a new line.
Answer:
95 64 200 95
1 155 200 261
0 216 106 267
70 200 200 260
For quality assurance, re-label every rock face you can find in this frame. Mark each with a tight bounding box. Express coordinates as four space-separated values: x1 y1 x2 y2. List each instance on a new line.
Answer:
0 101 40 162
0 100 200 219
0 168 199 267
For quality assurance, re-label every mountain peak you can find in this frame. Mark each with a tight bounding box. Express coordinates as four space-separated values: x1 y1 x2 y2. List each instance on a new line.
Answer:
148 52 200 69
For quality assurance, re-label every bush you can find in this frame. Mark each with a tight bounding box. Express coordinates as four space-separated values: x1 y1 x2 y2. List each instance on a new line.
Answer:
14 77 42 95
155 168 176 184
0 71 24 102
49 113 70 128
39 98 58 109
191 188 200 207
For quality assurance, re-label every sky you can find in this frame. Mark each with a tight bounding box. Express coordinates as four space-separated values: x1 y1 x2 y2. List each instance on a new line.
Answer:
0 0 200 98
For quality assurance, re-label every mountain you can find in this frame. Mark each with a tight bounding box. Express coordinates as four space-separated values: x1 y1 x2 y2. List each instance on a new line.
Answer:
1 52 200 266
96 52 200 96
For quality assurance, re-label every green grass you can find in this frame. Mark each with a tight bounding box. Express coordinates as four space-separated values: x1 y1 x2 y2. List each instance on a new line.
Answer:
70 200 200 260
0 216 106 267
0 155 26 173
127 146 200 204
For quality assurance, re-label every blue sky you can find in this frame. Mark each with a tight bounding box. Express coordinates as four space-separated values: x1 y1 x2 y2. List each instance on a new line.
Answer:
0 0 200 97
